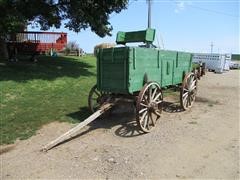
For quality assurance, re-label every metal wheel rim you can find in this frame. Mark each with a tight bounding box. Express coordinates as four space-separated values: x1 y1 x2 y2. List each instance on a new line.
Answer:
180 73 197 110
136 82 163 133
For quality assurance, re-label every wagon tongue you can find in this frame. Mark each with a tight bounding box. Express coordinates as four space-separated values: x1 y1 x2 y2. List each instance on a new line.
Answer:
42 103 114 152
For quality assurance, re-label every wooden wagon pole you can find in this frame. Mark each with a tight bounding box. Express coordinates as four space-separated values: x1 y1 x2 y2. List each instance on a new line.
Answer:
42 103 114 152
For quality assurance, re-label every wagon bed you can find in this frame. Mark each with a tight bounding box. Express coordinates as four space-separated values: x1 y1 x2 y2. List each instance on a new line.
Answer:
97 47 192 94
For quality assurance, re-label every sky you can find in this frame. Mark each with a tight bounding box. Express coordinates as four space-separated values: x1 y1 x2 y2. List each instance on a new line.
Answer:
29 0 239 54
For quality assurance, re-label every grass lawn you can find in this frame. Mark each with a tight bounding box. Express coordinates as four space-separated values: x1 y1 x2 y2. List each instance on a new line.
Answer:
0 55 96 144
0 55 179 145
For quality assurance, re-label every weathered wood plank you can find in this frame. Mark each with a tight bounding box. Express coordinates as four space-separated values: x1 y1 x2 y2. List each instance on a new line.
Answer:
42 103 113 151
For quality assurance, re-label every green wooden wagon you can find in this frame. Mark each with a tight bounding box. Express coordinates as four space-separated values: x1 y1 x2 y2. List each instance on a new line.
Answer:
88 29 198 133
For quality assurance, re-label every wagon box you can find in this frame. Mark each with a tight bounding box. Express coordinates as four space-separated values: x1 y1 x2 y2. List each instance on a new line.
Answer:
97 47 192 94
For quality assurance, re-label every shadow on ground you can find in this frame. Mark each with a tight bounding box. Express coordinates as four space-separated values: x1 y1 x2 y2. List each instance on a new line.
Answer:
162 101 184 113
55 99 186 149
0 56 95 82
66 104 144 139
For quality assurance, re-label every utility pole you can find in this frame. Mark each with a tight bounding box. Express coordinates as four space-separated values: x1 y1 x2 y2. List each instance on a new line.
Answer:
210 41 214 54
148 0 152 28
147 0 152 48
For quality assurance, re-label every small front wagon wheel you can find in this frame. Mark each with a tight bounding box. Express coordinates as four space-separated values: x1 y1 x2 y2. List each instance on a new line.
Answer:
180 73 197 110
136 82 163 133
88 85 102 113
88 84 111 113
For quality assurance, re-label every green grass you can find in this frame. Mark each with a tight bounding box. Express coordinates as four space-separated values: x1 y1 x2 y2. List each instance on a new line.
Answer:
0 55 183 145
0 55 96 144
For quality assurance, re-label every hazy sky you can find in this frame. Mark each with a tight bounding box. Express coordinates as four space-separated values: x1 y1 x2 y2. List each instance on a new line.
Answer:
29 0 239 54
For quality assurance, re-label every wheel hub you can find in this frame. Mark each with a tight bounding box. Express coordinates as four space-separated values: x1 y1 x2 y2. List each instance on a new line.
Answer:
148 102 158 112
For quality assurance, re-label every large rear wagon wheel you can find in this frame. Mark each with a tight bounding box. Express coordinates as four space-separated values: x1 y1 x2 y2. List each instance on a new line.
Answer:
136 82 163 133
180 73 197 110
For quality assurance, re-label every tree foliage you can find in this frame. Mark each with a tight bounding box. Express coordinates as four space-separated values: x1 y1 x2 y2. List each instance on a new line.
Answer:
0 0 129 37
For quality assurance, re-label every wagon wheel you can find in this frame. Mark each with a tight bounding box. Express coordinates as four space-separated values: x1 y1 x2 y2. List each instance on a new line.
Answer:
88 85 110 113
180 73 197 110
136 82 163 133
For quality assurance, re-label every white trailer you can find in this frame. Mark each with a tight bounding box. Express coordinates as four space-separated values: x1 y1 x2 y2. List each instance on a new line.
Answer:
192 53 230 73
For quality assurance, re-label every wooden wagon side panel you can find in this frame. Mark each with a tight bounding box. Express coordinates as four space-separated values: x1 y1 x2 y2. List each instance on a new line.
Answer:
159 50 176 87
172 52 192 85
128 47 161 94
97 47 129 94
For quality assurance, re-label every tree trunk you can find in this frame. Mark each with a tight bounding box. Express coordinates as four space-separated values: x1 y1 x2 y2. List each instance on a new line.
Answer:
0 37 9 60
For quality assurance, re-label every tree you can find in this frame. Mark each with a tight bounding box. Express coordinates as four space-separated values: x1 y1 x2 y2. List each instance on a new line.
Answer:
0 0 129 59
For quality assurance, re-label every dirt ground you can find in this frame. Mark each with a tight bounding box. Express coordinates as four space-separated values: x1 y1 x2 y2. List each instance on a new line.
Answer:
1 70 239 179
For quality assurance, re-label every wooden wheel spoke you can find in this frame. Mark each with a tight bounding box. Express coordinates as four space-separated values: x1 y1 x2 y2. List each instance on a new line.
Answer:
186 97 189 107
187 76 193 89
189 94 194 103
184 96 188 107
187 96 192 106
140 102 148 107
191 85 196 91
143 95 149 104
155 100 162 104
192 79 197 86
146 115 150 130
140 111 148 123
149 88 152 102
190 82 196 90
143 113 149 129
183 91 188 98
183 92 188 102
190 92 196 100
139 107 147 114
151 88 157 101
153 92 162 101
153 110 161 117
94 90 101 97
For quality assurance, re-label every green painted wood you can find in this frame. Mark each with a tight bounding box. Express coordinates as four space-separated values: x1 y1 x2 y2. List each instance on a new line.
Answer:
116 28 155 44
159 50 176 87
128 47 161 93
97 47 129 94
173 52 192 85
97 47 192 94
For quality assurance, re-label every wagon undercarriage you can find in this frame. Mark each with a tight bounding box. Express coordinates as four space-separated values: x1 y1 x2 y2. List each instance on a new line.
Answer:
88 71 198 133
